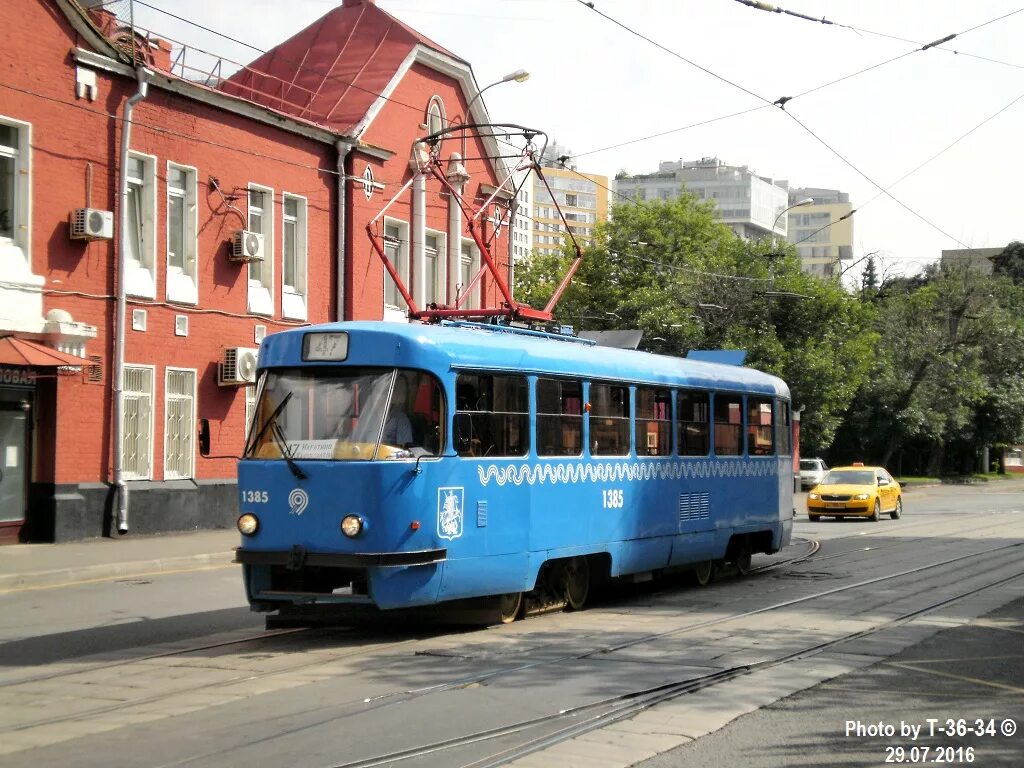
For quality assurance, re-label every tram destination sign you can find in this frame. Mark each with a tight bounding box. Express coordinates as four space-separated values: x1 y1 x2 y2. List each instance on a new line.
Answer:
303 332 349 361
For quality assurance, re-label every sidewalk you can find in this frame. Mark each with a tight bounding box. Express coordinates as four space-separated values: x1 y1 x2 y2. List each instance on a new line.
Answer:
0 529 239 592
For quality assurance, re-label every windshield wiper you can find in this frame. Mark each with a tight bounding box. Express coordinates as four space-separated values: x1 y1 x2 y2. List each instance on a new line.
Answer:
272 421 308 480
245 392 292 458
244 392 308 479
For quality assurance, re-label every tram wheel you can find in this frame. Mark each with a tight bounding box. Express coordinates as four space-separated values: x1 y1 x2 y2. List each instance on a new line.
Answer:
870 500 880 522
692 560 714 586
561 557 590 611
890 497 903 520
498 592 523 624
734 540 753 577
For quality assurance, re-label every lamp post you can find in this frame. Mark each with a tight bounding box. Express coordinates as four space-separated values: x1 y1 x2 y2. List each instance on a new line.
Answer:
765 198 812 324
773 196 814 237
465 69 530 123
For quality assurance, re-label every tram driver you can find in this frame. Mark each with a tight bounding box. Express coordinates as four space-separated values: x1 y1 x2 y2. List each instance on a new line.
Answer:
383 375 414 448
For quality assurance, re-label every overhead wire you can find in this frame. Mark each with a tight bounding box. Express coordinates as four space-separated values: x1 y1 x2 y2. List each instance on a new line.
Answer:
575 0 1023 252
791 84 1024 248
733 1 1024 71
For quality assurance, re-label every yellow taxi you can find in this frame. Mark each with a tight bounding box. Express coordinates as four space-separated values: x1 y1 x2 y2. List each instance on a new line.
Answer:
806 463 902 522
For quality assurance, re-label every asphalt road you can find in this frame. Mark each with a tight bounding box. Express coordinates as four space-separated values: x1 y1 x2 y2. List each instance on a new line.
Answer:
0 481 1021 768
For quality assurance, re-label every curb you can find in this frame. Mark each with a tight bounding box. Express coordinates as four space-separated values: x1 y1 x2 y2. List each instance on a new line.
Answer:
0 550 237 592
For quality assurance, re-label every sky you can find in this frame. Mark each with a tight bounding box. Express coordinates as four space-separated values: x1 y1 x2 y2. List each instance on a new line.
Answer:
127 0 1024 282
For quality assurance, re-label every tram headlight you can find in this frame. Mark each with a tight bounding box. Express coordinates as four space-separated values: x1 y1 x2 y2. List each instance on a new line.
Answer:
853 493 871 500
341 515 363 538
237 513 260 536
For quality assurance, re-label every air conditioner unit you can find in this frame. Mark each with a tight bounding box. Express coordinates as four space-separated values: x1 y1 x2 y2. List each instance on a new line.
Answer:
230 230 265 263
218 346 259 386
70 208 114 240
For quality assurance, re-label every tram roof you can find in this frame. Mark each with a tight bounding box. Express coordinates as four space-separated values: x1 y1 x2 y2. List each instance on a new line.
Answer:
260 321 790 398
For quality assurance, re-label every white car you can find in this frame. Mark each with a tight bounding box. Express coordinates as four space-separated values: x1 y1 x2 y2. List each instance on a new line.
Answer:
799 458 828 490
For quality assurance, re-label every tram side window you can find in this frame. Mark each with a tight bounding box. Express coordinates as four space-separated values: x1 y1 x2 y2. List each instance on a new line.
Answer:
713 394 743 456
537 378 583 457
636 386 671 456
677 390 710 456
747 398 774 455
454 373 528 457
590 382 630 456
777 400 791 455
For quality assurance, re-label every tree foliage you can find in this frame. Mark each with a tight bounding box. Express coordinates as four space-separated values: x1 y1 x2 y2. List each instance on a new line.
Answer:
832 262 1024 474
514 194 876 452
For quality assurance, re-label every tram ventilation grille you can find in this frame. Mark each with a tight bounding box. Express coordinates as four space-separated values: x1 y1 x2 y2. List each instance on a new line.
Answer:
679 492 710 521
477 500 487 527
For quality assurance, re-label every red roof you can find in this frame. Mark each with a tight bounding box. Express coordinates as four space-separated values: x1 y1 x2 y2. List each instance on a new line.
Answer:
0 337 90 368
220 0 463 135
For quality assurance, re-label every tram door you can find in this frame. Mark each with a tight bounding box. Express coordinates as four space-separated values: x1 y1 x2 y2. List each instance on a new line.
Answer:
0 401 29 541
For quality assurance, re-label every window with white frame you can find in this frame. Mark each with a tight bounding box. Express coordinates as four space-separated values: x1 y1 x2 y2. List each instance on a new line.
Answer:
383 219 409 312
459 239 480 308
125 152 157 298
426 97 445 136
122 365 154 480
166 162 198 304
244 385 257 441
281 193 308 320
424 230 445 306
247 185 274 315
164 368 196 479
0 119 31 269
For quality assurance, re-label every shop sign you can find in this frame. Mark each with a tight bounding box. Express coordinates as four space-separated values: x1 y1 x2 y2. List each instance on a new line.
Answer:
0 367 38 386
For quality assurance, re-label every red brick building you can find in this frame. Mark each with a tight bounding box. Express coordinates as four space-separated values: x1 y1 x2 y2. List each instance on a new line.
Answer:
0 0 508 541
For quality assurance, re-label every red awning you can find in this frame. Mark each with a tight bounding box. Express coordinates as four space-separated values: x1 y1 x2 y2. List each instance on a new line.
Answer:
0 336 91 367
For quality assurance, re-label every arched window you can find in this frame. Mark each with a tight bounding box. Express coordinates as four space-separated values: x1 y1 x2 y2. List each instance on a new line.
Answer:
426 97 445 137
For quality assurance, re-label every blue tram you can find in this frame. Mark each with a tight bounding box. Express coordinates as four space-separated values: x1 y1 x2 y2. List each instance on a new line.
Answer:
230 321 793 623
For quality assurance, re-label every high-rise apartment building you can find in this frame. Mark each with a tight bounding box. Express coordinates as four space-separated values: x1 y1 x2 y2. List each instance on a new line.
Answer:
786 188 854 277
509 144 609 261
614 157 790 240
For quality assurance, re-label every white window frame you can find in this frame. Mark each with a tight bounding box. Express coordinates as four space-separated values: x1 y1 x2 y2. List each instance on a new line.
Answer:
0 116 33 275
281 192 308 321
383 216 410 321
426 96 445 137
121 364 155 481
164 367 197 480
423 229 446 307
246 184 274 316
125 150 157 298
165 161 198 305
244 385 257 442
459 238 480 309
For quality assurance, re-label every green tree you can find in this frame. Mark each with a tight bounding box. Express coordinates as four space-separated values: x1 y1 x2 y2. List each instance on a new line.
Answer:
843 263 1023 474
992 240 1024 284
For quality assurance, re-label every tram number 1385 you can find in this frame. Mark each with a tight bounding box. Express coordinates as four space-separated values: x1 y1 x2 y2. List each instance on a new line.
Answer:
602 489 625 509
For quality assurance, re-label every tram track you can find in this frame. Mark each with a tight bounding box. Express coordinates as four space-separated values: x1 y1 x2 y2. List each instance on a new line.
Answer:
323 547 1024 768
6 535 1020 745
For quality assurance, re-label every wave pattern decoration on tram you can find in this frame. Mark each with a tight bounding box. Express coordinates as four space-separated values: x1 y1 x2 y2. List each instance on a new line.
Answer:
477 459 780 487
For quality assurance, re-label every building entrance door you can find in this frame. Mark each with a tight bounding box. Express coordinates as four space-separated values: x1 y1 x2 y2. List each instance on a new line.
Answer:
0 402 29 542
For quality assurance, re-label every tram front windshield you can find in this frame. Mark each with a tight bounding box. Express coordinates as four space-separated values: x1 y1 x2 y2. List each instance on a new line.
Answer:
245 367 443 461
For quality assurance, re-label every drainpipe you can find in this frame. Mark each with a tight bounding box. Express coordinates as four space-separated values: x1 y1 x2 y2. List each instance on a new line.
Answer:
113 66 150 535
336 140 353 321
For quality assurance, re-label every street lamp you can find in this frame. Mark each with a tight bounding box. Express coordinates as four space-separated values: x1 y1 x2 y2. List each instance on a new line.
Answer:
773 196 814 235
465 69 530 122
